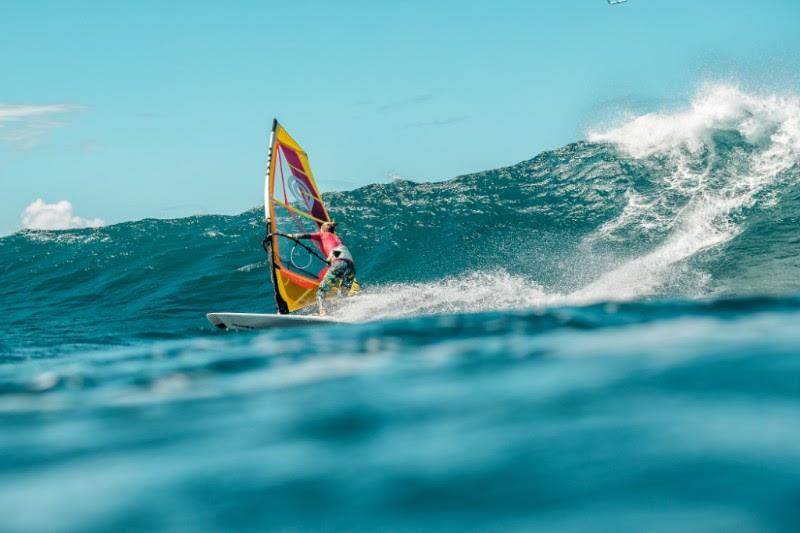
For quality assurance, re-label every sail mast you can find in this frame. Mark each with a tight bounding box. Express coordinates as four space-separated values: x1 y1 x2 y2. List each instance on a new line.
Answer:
263 119 291 314
264 119 278 224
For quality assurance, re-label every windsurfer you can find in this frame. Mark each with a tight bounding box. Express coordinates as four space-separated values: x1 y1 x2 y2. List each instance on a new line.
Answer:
290 221 356 315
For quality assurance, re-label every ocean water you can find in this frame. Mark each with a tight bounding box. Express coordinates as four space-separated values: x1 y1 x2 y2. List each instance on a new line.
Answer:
3 84 800 531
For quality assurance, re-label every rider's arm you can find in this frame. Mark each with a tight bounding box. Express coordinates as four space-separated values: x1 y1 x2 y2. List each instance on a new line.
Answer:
290 232 321 241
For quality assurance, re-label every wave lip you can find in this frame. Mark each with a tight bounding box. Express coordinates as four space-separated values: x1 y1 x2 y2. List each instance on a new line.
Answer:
588 83 800 158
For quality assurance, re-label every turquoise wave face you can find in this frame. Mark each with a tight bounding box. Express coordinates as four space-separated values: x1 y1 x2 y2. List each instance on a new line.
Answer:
3 134 800 354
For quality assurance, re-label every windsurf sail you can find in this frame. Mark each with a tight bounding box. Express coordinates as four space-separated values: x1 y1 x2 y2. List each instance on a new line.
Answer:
263 120 333 314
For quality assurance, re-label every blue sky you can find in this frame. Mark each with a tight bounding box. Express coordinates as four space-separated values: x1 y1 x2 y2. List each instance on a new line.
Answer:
2 0 799 233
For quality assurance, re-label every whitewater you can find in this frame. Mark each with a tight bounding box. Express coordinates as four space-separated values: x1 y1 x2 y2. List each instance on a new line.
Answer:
2 84 800 531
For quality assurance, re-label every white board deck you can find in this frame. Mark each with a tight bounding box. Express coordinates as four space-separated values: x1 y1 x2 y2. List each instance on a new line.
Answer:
206 312 338 330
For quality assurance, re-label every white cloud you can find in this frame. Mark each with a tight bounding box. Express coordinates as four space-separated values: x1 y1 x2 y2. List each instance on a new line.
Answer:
0 104 80 147
0 104 75 121
20 199 104 230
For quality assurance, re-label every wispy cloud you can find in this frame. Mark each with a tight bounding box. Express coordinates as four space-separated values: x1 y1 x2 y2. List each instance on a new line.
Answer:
20 198 104 230
378 94 433 112
0 103 81 147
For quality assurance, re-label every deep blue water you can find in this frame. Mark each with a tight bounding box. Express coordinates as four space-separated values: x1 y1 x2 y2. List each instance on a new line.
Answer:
3 87 800 531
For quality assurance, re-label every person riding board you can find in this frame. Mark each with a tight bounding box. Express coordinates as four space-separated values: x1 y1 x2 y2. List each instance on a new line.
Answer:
290 221 356 316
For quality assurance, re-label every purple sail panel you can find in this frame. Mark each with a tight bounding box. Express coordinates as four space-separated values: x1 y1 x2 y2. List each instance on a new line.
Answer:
280 144 328 222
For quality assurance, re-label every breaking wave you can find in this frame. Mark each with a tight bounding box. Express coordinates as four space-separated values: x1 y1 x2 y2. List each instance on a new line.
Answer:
3 84 800 348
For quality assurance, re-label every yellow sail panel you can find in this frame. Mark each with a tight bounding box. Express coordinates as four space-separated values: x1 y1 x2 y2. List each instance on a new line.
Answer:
274 269 319 312
273 124 304 154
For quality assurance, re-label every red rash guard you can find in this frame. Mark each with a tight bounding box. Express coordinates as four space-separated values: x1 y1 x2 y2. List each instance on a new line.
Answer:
307 231 342 258
295 230 354 264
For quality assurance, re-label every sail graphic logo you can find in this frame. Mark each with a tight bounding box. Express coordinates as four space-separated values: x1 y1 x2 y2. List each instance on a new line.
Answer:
288 175 315 211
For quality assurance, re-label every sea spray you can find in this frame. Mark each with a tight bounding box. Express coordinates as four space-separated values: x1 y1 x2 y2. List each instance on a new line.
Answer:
581 84 800 300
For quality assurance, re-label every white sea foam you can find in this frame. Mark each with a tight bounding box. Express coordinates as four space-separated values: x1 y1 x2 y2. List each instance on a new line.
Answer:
593 188 665 239
22 230 111 245
335 271 556 321
581 84 800 301
588 84 800 158
236 262 264 273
